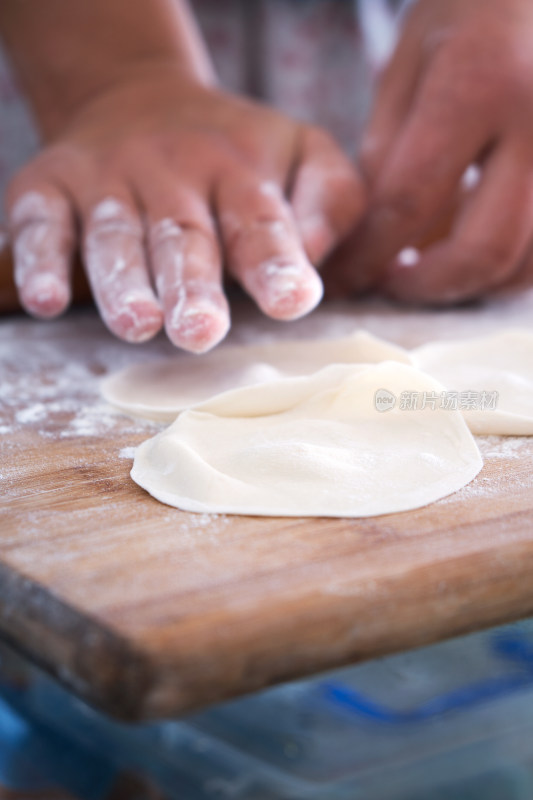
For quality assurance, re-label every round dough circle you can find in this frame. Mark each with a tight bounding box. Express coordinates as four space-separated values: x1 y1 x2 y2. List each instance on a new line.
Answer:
131 361 482 517
412 329 533 435
102 332 410 422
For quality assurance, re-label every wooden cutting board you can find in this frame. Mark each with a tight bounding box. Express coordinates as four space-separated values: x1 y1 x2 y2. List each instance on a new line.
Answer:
1 294 533 721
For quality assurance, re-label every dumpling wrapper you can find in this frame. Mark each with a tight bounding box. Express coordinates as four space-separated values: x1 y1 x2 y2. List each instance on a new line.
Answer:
412 329 533 435
102 331 410 422
131 361 482 518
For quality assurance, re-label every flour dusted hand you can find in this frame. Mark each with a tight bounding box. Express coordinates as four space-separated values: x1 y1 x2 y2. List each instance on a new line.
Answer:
1 0 364 351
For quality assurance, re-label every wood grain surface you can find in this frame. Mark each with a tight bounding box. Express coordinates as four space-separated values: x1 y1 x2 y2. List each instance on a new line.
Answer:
1 293 533 721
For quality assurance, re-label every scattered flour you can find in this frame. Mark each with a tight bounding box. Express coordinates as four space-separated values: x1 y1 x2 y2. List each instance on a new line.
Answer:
60 404 125 438
119 446 137 460
3 301 533 516
178 512 228 531
437 435 533 505
476 435 531 460
0 312 165 444
15 403 48 424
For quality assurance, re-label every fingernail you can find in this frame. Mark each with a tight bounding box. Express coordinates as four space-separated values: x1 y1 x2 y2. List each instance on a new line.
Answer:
258 261 324 320
109 289 163 343
168 299 230 353
22 273 70 317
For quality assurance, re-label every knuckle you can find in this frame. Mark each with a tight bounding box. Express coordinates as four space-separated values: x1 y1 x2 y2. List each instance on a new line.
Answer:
39 143 85 176
149 216 215 250
110 134 165 173
218 173 291 250
229 169 284 203
7 187 71 235
85 197 141 240
223 215 290 254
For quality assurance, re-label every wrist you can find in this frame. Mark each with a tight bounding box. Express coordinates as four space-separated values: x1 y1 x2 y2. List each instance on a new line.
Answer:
0 0 215 140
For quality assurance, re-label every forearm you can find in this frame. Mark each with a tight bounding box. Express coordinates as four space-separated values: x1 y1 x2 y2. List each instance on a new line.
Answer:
0 0 215 139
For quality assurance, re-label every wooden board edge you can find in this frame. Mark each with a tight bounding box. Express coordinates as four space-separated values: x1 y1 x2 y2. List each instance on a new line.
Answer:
0 563 153 721
139 540 533 719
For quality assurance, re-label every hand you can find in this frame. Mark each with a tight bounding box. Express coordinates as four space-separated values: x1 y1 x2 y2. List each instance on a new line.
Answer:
7 65 364 351
327 0 533 305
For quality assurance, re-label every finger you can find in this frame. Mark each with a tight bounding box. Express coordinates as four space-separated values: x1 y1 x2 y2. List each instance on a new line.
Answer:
321 176 467 300
6 180 74 319
358 8 426 184
349 60 494 289
383 142 533 304
150 220 230 353
290 127 366 266
217 174 323 321
81 194 163 343
144 184 229 353
321 161 483 301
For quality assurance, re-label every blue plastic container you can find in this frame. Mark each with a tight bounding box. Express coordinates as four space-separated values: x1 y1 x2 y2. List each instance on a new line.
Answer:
2 620 533 799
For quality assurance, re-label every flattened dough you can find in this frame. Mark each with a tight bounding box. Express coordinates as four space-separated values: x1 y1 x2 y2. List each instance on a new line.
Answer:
102 331 410 422
131 362 482 517
412 329 533 435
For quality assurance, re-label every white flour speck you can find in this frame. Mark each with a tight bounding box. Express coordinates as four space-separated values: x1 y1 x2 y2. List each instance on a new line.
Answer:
15 403 48 424
119 446 137 459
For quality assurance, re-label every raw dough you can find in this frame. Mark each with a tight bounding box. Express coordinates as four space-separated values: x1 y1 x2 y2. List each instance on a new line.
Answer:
412 329 533 435
102 331 410 422
131 362 482 517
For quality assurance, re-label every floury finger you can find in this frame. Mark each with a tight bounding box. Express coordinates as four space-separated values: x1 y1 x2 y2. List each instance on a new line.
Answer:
8 189 74 318
83 196 163 343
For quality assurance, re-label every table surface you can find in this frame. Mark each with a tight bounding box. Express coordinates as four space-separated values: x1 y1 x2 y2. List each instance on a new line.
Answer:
2 293 533 722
